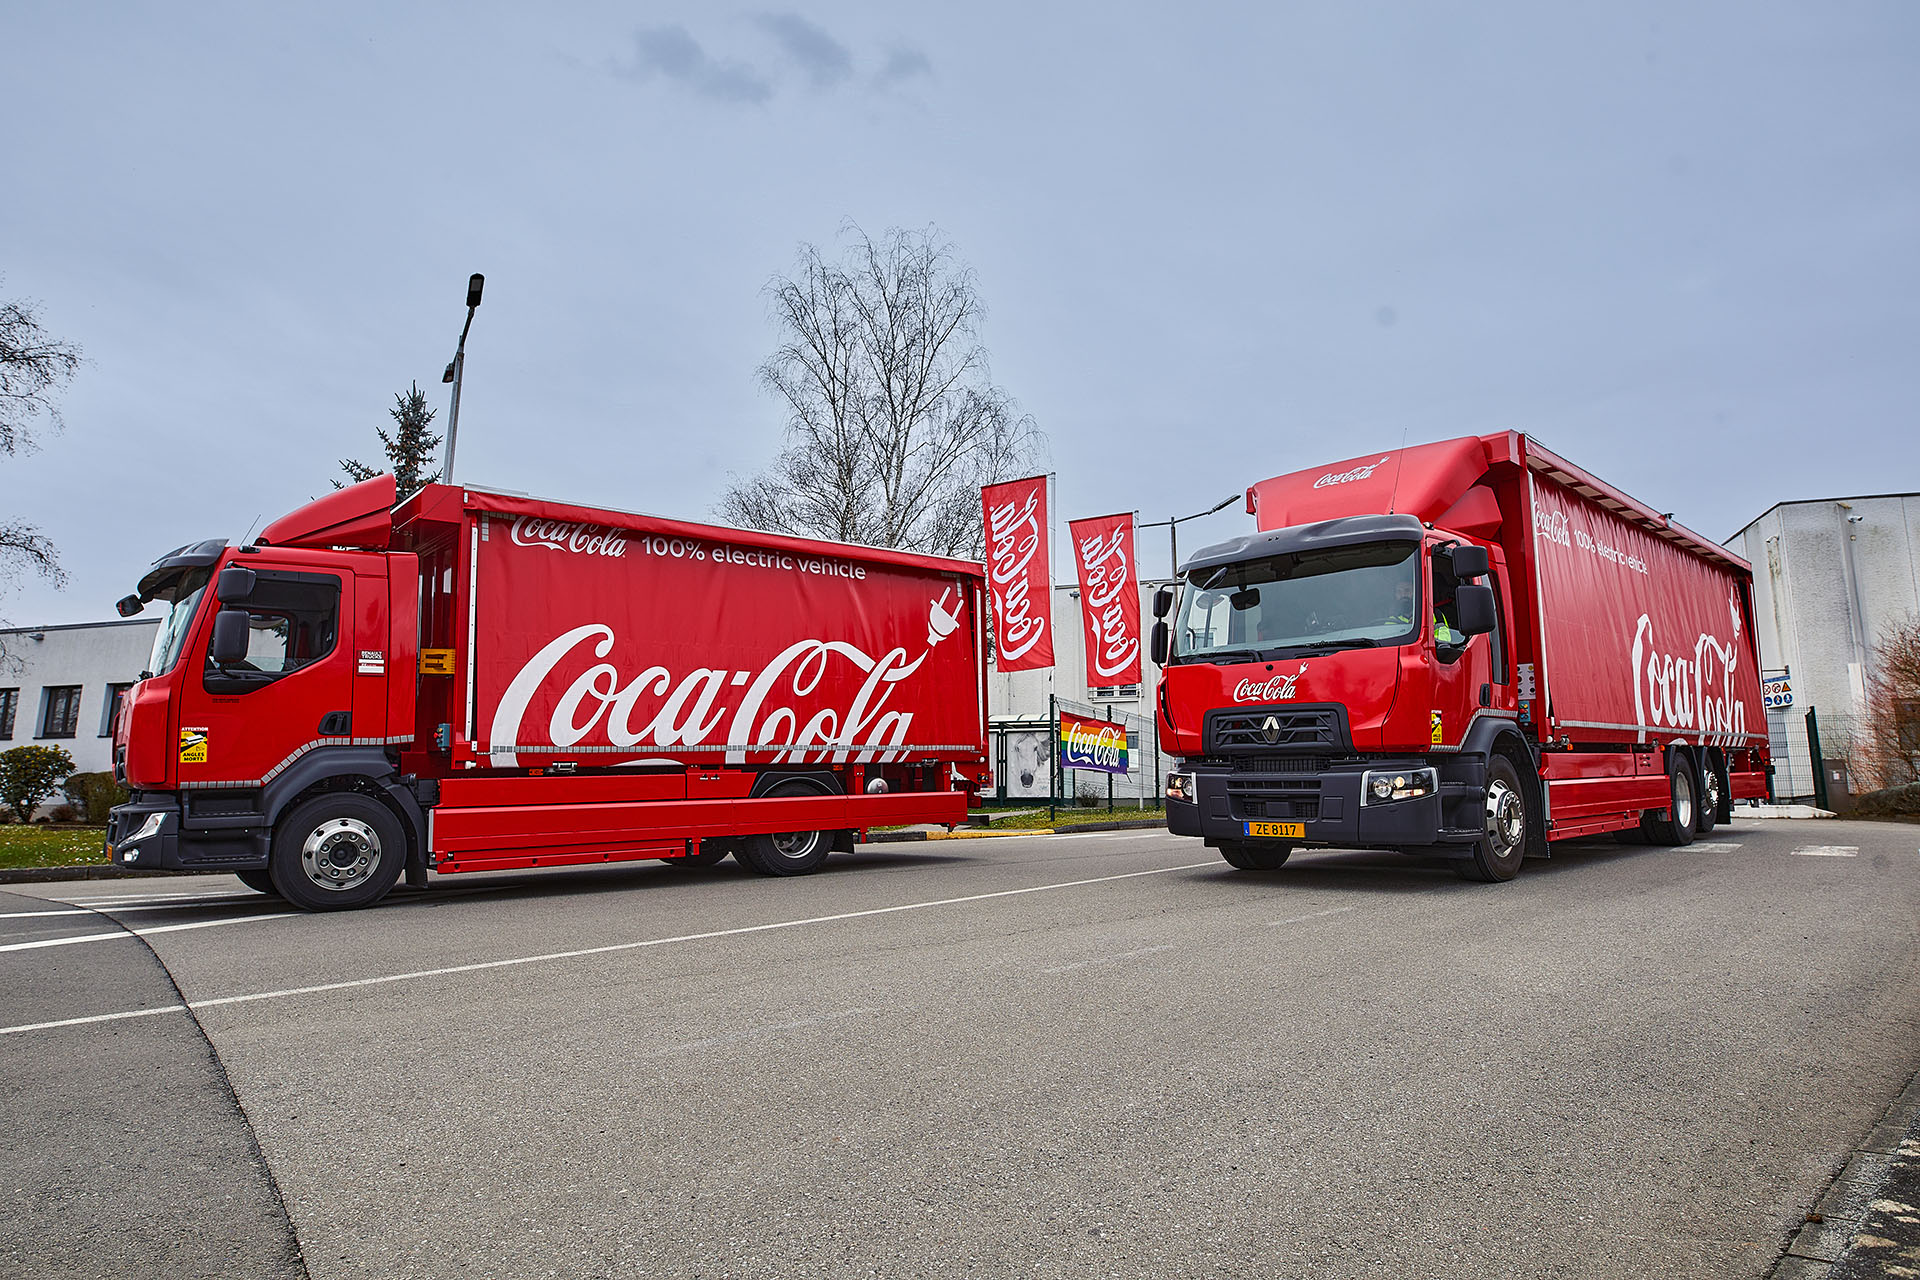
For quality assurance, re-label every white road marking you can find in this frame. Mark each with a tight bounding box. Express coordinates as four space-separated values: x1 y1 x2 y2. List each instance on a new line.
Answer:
0 859 1218 1036
1042 943 1178 974
0 898 263 920
1269 906 1357 927
1038 830 1170 841
1694 842 1744 851
0 1005 191 1036
0 913 293 953
1792 846 1859 857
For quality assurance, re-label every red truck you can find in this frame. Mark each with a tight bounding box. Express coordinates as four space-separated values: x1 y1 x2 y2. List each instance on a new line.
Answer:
1153 433 1769 881
106 476 989 909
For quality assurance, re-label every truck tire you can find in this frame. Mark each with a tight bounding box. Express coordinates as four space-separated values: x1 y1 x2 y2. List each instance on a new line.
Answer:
736 782 834 877
235 869 280 896
1641 754 1697 847
1219 841 1291 871
1457 754 1528 882
1696 755 1724 834
268 793 406 911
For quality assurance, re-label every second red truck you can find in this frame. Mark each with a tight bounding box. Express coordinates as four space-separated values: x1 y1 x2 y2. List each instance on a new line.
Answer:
1155 432 1770 880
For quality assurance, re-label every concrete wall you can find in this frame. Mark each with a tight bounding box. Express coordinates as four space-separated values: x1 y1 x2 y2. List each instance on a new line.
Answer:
0 620 161 799
1731 494 1920 800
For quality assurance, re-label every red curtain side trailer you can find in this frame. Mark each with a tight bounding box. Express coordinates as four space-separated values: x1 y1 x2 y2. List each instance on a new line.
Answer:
106 477 990 909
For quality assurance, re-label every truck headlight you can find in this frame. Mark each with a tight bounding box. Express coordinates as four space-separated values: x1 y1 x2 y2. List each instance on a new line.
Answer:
124 812 166 846
1165 771 1196 804
1361 767 1437 806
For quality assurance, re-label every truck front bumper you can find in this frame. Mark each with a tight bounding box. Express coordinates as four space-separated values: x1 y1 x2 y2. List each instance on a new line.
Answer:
1167 759 1481 851
106 795 269 871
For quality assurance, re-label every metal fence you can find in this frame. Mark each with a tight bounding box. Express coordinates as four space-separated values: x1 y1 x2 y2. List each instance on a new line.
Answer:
987 696 1164 811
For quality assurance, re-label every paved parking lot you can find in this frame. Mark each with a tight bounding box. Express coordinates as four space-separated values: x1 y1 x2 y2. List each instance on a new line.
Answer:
3 819 1917 1278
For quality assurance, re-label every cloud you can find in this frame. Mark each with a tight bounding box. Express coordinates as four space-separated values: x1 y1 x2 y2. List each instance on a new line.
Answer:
753 13 853 89
875 45 932 88
615 25 772 104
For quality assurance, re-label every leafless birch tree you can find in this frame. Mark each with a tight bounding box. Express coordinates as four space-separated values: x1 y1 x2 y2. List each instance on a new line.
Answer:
1 285 80 664
717 226 1043 559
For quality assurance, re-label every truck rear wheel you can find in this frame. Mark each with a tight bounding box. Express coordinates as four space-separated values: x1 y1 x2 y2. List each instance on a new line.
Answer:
1696 756 1724 834
1457 755 1528 883
1219 842 1291 871
736 782 834 877
1641 755 1697 847
661 842 733 870
269 793 405 911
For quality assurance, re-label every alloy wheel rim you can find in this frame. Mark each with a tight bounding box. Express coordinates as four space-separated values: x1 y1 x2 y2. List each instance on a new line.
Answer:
1674 773 1694 828
1485 779 1524 858
301 817 381 892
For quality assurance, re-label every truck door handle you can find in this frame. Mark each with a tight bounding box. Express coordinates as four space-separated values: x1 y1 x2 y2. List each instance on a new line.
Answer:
1480 683 1492 707
319 711 352 736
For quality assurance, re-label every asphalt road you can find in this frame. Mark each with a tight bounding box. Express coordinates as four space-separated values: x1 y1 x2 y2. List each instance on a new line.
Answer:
3 818 1917 1279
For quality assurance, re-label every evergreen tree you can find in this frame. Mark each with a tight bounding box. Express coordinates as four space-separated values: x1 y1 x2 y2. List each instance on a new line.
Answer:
339 382 443 498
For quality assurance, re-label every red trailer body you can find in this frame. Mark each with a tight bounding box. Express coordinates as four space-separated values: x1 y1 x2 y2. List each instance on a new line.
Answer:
106 478 989 909
1154 433 1768 880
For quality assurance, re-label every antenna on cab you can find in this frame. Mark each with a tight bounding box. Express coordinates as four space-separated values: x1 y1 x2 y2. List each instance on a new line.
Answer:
1386 428 1410 514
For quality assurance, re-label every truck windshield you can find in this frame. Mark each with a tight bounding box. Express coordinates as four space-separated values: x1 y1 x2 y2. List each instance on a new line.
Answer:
145 569 212 677
1174 540 1420 660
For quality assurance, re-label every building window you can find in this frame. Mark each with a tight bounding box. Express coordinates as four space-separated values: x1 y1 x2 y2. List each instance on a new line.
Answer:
1090 684 1143 701
101 683 133 737
0 688 17 740
40 685 82 739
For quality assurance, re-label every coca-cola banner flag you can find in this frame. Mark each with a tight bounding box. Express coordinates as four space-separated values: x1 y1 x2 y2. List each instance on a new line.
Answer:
1068 512 1141 687
473 505 984 767
981 475 1054 672
1058 710 1130 775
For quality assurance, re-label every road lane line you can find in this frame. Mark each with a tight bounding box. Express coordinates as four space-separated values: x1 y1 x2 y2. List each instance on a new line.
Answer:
1793 846 1860 857
0 913 294 953
0 858 1220 1035
0 1005 191 1036
1268 906 1357 927
1039 831 1171 841
0 899 262 920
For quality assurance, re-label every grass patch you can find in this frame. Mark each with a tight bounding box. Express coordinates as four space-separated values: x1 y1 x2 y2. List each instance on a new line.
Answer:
972 806 1165 831
0 825 109 870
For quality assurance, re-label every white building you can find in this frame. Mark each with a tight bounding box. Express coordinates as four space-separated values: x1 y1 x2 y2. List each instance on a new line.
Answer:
1729 492 1920 803
0 619 160 781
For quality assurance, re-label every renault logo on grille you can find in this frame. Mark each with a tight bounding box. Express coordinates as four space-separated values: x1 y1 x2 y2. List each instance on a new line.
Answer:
1260 715 1282 744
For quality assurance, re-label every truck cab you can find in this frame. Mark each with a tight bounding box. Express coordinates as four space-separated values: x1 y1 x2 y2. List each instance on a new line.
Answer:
1155 512 1525 879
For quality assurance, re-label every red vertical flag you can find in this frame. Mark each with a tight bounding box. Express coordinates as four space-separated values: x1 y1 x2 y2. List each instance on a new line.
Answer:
1068 512 1141 686
981 475 1054 672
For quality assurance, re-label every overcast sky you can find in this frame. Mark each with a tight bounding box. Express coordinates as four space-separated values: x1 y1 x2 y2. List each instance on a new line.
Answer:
4 1 1916 626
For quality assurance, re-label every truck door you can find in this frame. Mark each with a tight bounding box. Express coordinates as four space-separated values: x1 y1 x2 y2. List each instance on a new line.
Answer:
179 567 355 790
1427 544 1496 748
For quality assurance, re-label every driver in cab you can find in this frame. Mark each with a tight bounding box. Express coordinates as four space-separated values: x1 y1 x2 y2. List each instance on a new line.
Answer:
1389 579 1458 644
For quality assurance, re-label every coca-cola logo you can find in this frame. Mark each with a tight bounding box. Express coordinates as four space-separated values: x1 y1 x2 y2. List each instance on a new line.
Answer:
985 489 1046 662
1076 527 1138 680
1232 664 1308 702
486 593 961 765
510 517 629 557
1061 719 1126 769
1311 456 1392 489
1535 508 1571 548
1630 595 1748 740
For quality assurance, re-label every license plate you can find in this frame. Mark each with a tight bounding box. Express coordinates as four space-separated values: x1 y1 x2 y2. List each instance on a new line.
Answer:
1244 821 1304 838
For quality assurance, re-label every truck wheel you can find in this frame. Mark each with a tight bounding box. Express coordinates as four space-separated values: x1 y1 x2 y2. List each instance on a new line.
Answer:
736 783 834 877
1696 757 1724 834
1219 842 1291 871
1457 755 1528 882
1641 755 1697 847
235 869 279 896
269 793 406 911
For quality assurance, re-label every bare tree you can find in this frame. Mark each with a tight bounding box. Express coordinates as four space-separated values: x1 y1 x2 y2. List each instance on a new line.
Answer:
338 382 444 499
1 284 81 666
716 226 1044 559
1855 615 1920 791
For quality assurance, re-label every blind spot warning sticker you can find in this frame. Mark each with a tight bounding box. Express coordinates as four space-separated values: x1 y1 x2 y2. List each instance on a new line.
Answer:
1430 711 1444 745
179 727 209 763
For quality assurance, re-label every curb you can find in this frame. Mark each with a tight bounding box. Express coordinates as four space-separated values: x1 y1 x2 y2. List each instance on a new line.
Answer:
0 864 232 885
1767 1067 1920 1277
864 818 1165 844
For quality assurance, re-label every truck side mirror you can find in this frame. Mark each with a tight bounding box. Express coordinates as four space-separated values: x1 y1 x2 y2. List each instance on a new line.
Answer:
1150 620 1169 666
216 565 258 603
1447 545 1489 579
116 594 144 617
1152 585 1175 619
1454 583 1496 636
209 608 252 665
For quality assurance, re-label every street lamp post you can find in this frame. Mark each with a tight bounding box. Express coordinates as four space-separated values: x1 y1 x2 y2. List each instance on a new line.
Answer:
1138 494 1238 580
439 273 485 485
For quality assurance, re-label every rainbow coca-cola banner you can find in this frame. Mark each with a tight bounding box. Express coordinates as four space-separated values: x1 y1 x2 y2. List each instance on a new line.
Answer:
1058 710 1130 774
1068 511 1141 687
981 475 1054 672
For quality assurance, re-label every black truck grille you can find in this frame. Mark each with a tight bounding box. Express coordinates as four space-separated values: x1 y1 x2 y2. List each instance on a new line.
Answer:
1231 754 1330 774
1226 775 1321 822
1206 705 1348 754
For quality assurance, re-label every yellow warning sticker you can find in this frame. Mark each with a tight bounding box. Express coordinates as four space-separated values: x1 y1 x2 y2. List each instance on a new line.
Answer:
179 727 209 764
1430 711 1444 746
